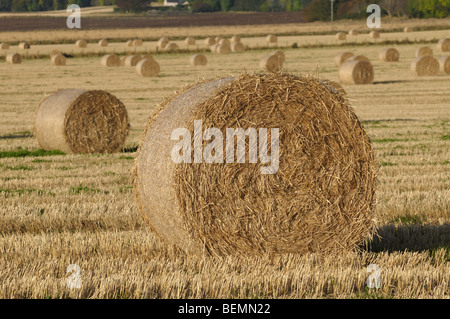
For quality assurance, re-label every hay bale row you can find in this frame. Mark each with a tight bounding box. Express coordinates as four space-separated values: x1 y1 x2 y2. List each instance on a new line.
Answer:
438 55 450 74
415 46 433 57
190 54 207 66
411 55 439 76
437 38 450 52
379 48 400 62
51 54 66 66
0 42 9 50
259 51 284 72
339 60 374 85
34 89 129 154
133 72 377 256
6 53 22 64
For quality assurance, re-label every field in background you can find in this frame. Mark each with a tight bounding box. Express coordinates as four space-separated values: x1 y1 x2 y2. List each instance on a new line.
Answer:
0 17 449 298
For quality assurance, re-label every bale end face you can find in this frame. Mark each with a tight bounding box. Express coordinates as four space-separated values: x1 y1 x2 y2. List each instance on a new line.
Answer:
135 59 160 77
437 55 450 74
411 55 440 76
379 48 400 62
51 54 66 66
436 38 450 52
339 60 374 85
6 53 22 64
101 54 121 67
190 54 207 66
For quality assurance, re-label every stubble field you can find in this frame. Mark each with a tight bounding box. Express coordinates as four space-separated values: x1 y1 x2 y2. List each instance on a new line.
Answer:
0 17 449 298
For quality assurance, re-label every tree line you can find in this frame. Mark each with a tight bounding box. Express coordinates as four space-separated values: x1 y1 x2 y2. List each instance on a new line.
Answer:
0 0 447 19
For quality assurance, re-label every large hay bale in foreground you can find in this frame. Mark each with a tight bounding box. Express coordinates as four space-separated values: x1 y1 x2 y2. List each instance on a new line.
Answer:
98 39 108 47
415 46 433 57
436 38 450 52
18 42 30 49
190 54 207 66
334 52 354 67
260 53 283 72
231 42 245 52
379 48 400 62
75 40 87 48
124 55 142 67
34 89 129 154
133 72 377 256
6 53 22 64
0 42 9 49
135 59 160 77
266 34 277 43
339 60 374 85
51 54 66 66
335 32 346 41
437 55 450 74
411 55 439 76
101 54 121 67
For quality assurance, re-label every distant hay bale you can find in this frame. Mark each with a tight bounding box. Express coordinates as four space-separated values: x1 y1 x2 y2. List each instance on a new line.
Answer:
436 38 450 52
157 37 169 50
51 54 66 66
334 52 354 67
34 89 129 154
209 44 219 53
266 34 278 43
50 50 61 59
18 42 30 49
133 39 143 46
6 53 22 64
75 40 87 48
215 37 223 44
259 53 283 72
204 37 215 46
133 72 377 256
231 35 241 43
338 60 374 85
231 42 245 52
120 56 127 65
415 47 433 57
165 42 179 52
335 32 346 41
98 39 108 47
135 59 160 77
411 55 440 76
348 29 359 36
349 55 370 62
0 42 9 50
216 44 231 54
369 31 380 39
185 37 196 45
190 54 207 66
125 40 133 47
101 54 121 67
124 55 142 67
404 27 413 32
379 48 400 62
219 38 230 47
437 55 450 74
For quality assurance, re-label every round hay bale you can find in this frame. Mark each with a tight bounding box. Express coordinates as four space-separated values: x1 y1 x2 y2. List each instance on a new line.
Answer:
404 26 413 32
216 44 231 54
18 42 30 49
135 59 160 77
75 40 87 48
125 40 133 47
271 50 285 63
348 29 359 36
204 37 215 46
133 39 143 46
141 54 155 62
98 39 108 47
6 53 22 64
124 55 142 67
348 55 370 62
0 42 10 50
50 49 61 59
133 72 377 256
185 37 196 46
34 89 129 154
231 42 245 53
411 55 440 76
334 52 354 67
415 46 433 58
209 44 219 53
379 48 399 62
51 54 66 66
369 31 380 39
437 55 450 74
436 38 450 52
215 37 223 44
218 38 230 47
101 54 121 67
266 34 278 43
338 60 374 85
259 53 283 72
335 32 346 41
231 35 241 43
165 42 179 52
190 54 207 66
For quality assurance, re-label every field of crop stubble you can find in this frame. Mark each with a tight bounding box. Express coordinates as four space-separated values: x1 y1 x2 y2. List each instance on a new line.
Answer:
0 16 449 298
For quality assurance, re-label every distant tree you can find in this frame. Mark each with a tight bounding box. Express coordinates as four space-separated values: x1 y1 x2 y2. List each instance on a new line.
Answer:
303 0 331 21
116 0 148 12
191 1 215 11
0 0 12 11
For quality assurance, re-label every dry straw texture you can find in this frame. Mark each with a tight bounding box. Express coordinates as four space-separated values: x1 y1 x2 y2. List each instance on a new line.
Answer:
266 34 278 43
0 42 9 49
101 54 121 67
335 32 346 41
320 78 347 97
259 53 283 72
18 42 30 49
34 89 129 154
339 60 374 85
410 55 440 76
6 53 22 64
334 52 354 67
436 38 450 52
204 37 215 46
75 40 87 48
135 59 160 77
124 55 142 67
369 31 380 39
51 54 66 66
437 55 450 74
133 72 377 257
133 39 143 46
231 42 245 52
98 39 108 47
185 37 196 46
348 29 359 36
415 46 433 57
190 54 207 66
379 48 400 62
